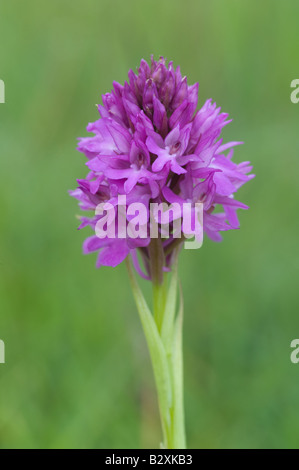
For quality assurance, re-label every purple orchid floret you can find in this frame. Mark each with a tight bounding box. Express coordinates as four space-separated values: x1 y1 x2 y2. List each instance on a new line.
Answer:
70 57 254 277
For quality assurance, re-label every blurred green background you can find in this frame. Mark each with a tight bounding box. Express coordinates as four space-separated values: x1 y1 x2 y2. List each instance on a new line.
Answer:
0 0 299 449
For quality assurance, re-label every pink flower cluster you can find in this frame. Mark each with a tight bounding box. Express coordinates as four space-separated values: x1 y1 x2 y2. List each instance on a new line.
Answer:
70 57 254 278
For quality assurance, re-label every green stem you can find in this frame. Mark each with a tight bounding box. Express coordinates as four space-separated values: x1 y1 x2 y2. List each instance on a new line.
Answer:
126 255 186 449
152 281 167 333
148 238 166 332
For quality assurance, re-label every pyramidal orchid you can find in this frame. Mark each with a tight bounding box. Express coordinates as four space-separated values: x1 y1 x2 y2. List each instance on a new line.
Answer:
70 57 254 449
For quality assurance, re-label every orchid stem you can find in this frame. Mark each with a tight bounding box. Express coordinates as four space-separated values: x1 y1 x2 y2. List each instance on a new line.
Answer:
126 255 186 449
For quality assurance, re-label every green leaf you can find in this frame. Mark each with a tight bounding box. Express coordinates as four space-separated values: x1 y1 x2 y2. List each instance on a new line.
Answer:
125 258 172 445
171 283 186 449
